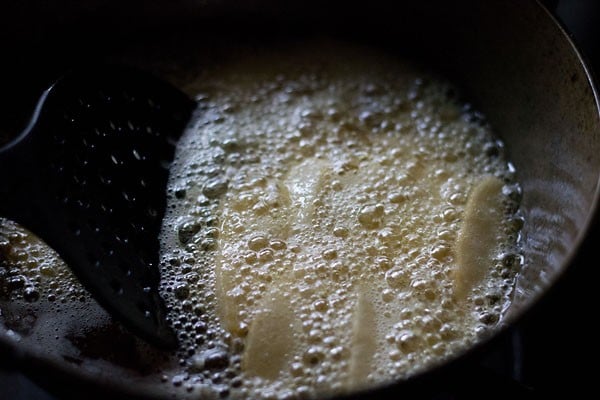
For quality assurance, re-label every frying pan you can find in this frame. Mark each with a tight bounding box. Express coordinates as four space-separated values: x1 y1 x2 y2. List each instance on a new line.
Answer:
1 0 599 398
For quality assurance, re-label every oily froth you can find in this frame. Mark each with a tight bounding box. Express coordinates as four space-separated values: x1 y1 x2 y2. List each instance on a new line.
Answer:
0 39 524 400
158 41 524 399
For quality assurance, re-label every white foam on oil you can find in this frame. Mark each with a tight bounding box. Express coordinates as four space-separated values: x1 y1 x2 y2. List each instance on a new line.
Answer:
0 40 523 400
158 41 524 399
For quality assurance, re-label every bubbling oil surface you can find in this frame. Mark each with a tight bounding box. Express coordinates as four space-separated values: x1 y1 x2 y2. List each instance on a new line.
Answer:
0 40 523 400
158 41 524 399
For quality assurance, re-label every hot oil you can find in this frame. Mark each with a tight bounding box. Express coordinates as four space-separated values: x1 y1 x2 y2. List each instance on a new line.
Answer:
0 219 177 391
0 40 523 399
158 41 524 398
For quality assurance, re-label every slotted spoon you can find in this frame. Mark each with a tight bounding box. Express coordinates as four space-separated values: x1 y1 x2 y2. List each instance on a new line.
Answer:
0 66 196 349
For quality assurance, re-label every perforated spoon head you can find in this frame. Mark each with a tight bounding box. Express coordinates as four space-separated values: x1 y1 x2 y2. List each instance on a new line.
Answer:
0 66 196 349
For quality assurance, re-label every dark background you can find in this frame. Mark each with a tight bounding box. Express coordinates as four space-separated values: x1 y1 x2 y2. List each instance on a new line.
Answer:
1 0 599 398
